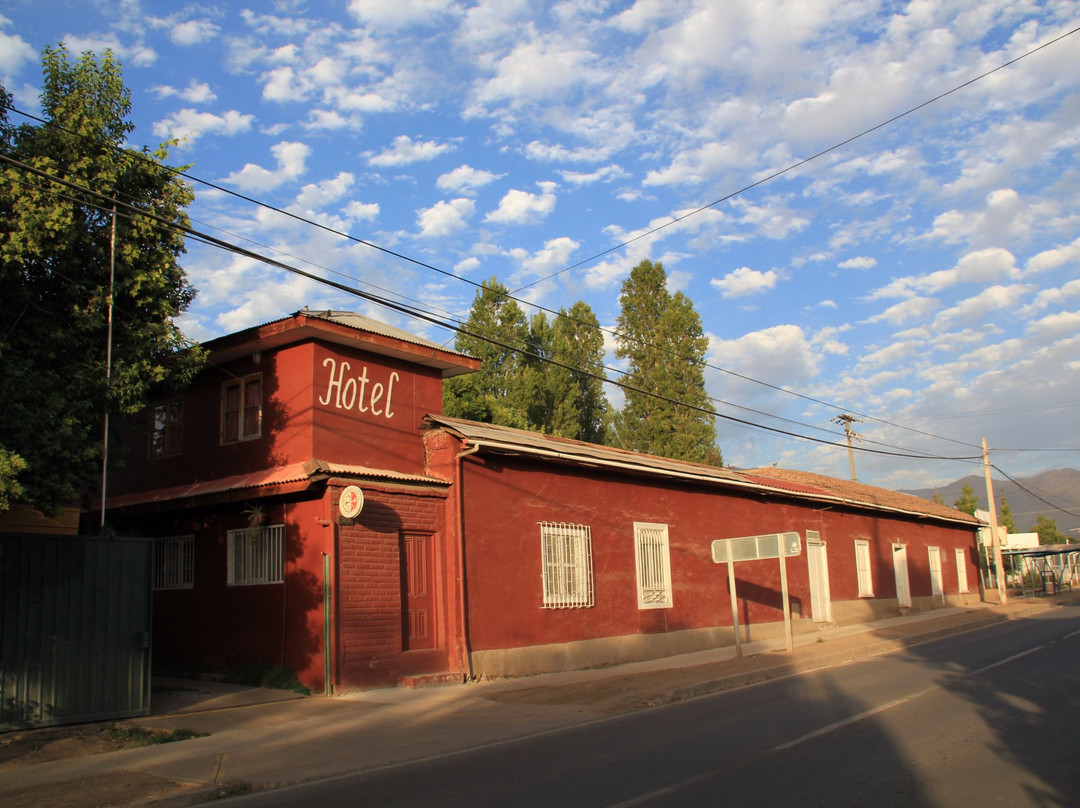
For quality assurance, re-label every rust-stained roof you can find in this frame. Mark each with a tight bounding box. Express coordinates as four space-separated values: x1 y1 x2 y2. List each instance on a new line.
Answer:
424 414 747 487
743 467 980 526
203 308 479 379
424 414 979 527
105 459 447 510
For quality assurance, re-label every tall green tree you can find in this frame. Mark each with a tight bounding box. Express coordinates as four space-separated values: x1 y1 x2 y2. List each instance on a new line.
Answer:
953 481 980 516
613 259 720 465
0 46 204 514
1030 515 1069 545
526 302 611 443
443 277 531 428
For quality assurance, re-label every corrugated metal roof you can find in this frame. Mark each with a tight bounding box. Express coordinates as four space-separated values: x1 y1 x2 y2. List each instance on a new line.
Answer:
424 414 747 486
742 468 979 525
106 459 447 510
298 308 464 357
424 415 979 526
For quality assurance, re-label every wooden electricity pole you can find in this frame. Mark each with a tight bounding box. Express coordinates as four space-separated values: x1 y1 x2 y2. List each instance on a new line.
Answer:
833 414 862 481
982 437 1008 604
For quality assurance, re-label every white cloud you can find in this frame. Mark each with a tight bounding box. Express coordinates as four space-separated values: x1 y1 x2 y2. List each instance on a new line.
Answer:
0 22 35 76
417 198 475 237
839 256 877 270
485 181 557 225
471 37 597 108
710 267 778 298
153 80 217 104
170 18 220 46
868 248 1019 300
294 172 355 209
1027 309 1080 339
933 283 1034 327
709 324 821 391
152 108 255 145
1025 236 1080 275
558 164 630 185
437 164 502 195
368 135 453 167
344 200 380 222
507 237 579 276
866 296 940 326
262 65 316 103
222 141 311 192
348 0 460 29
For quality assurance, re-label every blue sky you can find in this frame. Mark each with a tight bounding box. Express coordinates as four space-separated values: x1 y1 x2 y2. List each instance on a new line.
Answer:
2 0 1079 496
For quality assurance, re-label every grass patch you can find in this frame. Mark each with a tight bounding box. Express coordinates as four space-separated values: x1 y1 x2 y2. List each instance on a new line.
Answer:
225 664 311 695
105 725 206 747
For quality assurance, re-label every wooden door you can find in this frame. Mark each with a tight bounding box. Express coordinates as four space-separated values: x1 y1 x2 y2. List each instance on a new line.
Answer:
401 532 435 651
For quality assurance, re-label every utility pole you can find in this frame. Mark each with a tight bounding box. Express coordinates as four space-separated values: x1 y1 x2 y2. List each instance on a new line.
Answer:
982 437 1008 604
832 414 862 481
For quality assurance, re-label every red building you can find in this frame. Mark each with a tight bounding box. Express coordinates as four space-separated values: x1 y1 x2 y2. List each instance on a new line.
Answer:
100 309 981 693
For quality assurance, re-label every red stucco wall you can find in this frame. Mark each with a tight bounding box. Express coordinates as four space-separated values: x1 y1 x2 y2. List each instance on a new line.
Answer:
334 482 456 691
449 450 979 654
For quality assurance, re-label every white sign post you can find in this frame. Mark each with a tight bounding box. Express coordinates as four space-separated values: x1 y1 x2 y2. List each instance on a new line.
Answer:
711 532 802 656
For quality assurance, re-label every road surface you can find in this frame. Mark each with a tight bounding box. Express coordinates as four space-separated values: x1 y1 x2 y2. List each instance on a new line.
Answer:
231 604 1080 807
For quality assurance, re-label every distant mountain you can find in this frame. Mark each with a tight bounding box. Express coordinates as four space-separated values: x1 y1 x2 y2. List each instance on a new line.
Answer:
900 468 1080 539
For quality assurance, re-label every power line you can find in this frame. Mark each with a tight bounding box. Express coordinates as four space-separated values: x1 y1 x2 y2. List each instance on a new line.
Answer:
6 20 1076 456
0 151 986 463
0 101 984 452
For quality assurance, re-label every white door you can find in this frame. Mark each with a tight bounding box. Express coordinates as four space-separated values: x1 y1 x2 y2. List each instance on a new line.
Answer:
928 546 944 603
893 544 912 608
955 548 968 594
806 533 832 623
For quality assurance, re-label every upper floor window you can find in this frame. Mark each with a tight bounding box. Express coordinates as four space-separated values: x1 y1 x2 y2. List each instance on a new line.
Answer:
539 522 594 609
150 399 183 458
634 522 672 609
222 374 262 444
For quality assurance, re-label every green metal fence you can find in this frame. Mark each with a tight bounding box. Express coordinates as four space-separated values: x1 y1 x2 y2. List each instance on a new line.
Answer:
1 533 153 730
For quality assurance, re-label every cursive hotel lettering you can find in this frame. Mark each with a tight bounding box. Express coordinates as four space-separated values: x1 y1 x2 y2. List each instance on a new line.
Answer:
318 357 398 420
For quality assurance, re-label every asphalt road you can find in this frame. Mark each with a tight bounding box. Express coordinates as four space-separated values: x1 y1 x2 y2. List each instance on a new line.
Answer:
230 604 1080 807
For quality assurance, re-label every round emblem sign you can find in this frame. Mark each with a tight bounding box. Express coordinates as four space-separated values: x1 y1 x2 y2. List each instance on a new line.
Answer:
338 485 365 519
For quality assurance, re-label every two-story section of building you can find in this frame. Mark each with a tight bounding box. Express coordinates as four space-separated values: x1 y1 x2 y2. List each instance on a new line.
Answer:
99 308 981 694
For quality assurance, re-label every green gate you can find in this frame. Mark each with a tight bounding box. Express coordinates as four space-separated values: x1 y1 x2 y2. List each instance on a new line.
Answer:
1 533 152 730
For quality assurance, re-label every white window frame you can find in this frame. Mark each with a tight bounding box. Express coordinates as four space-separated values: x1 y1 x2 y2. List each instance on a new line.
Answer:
539 522 594 609
634 522 672 609
221 373 263 444
227 524 285 586
854 539 873 597
154 535 194 590
955 548 969 593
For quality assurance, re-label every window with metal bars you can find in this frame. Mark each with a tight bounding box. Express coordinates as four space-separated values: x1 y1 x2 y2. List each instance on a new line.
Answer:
227 524 285 586
539 522 594 609
634 522 672 609
154 535 194 590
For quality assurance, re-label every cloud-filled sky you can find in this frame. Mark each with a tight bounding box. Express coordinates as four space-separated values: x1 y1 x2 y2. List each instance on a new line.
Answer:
3 0 1079 499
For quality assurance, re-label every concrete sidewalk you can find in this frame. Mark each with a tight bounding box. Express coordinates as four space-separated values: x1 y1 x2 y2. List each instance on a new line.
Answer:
1 593 1074 808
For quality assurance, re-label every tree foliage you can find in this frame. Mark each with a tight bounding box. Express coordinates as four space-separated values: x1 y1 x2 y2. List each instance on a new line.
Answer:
613 260 720 465
953 481 980 516
443 277 531 428
444 279 611 442
998 490 1016 533
0 46 204 514
1030 515 1069 545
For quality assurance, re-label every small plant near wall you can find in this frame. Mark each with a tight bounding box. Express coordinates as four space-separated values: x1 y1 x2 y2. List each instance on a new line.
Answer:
241 503 265 545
